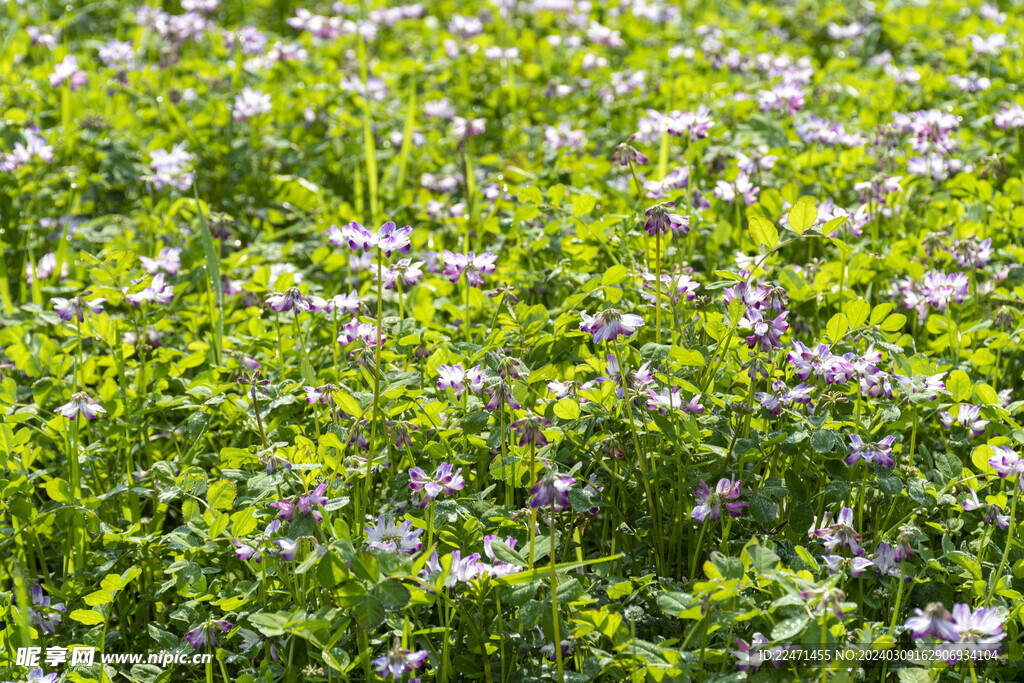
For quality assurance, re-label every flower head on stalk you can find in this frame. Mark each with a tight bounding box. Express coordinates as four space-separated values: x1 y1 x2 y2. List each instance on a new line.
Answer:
387 419 418 448
511 415 551 446
443 250 498 287
598 353 654 399
272 538 299 562
530 472 576 510
371 639 429 680
303 383 336 405
376 221 414 258
328 221 412 258
437 363 485 397
846 434 896 468
56 392 106 420
643 202 688 236
579 309 644 343
270 483 329 521
485 381 521 411
905 603 960 641
962 489 1010 529
810 507 864 555
365 515 424 554
408 462 465 507
52 293 106 322
737 309 789 351
264 287 311 313
28 584 65 634
691 478 747 523
185 619 233 650
378 259 425 289
988 446 1024 490
949 604 1006 651
610 139 649 166
124 273 175 306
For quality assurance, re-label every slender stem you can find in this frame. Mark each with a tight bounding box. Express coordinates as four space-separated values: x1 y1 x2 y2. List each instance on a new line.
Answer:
985 484 1018 604
655 230 662 344
612 339 665 575
550 500 564 683
363 247 385 535
528 441 537 570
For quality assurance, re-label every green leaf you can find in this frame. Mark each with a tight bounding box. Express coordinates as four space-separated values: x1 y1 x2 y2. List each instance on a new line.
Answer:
373 580 411 609
352 551 380 583
519 186 543 205
601 264 629 286
84 590 114 606
69 609 105 626
571 193 597 217
947 551 982 580
810 430 836 453
355 596 385 629
208 479 237 511
788 199 817 235
45 478 71 503
553 398 580 420
947 369 972 402
842 299 870 328
744 545 780 575
825 313 849 343
748 215 779 249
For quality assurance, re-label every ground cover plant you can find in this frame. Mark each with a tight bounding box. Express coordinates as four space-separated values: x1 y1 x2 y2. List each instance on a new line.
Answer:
1 0 1023 681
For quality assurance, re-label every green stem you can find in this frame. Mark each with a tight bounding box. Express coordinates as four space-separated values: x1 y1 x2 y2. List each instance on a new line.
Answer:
550 500 564 683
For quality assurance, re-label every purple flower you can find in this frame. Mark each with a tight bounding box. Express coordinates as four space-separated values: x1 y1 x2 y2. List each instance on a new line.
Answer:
270 483 329 521
646 387 704 415
579 309 645 343
738 309 789 351
185 619 233 650
610 141 649 166
303 383 336 404
530 472 576 510
233 541 262 562
27 585 65 634
963 489 1010 529
232 87 271 121
56 392 106 420
905 603 960 641
408 462 465 507
272 538 298 562
140 247 182 276
870 543 900 578
485 381 521 412
50 55 86 89
988 446 1024 490
846 434 896 468
378 259 425 289
371 641 429 680
691 478 747 523
949 603 1006 650
264 287 311 313
376 221 414 258
823 554 874 578
810 507 864 556
957 404 990 439
52 294 106 322
442 250 498 287
511 416 551 446
437 364 485 397
643 202 687 236
365 515 424 554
